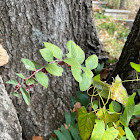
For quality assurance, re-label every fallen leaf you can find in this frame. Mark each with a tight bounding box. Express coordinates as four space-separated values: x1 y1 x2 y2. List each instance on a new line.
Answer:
32 136 44 140
0 39 9 66
72 102 82 116
100 68 110 80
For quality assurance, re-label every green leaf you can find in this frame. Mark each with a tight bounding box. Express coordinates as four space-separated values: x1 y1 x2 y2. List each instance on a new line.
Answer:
63 58 81 68
111 75 128 106
90 100 99 110
21 58 35 71
102 127 119 140
66 40 78 58
78 106 96 140
76 45 85 64
40 48 53 62
32 61 43 69
26 78 36 85
77 91 89 107
69 125 82 140
35 72 48 88
133 104 140 115
130 62 140 72
65 112 71 125
109 101 121 113
54 130 67 140
96 108 120 124
13 92 21 98
120 93 136 126
44 42 63 59
71 67 82 83
85 54 98 70
79 73 92 91
82 67 93 78
96 63 104 74
45 63 63 76
138 89 140 96
91 119 105 140
70 112 77 126
6 79 19 85
20 87 30 105
66 41 85 64
125 127 136 140
93 77 110 99
16 73 25 79
60 125 72 140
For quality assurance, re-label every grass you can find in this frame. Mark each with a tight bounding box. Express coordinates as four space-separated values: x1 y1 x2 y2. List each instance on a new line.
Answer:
94 12 130 59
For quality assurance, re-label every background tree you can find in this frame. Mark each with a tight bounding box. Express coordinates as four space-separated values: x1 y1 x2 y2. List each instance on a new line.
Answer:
120 0 126 9
109 8 140 101
0 0 106 139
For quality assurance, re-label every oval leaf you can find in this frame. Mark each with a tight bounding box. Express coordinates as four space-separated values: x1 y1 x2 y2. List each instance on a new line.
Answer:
111 75 128 106
79 73 92 91
85 54 98 70
44 42 63 59
35 72 48 88
63 58 81 68
16 73 25 79
66 40 78 59
21 58 35 71
6 79 19 85
91 119 105 140
20 87 30 105
40 48 53 62
78 106 96 140
45 63 63 76
71 67 82 83
66 40 85 64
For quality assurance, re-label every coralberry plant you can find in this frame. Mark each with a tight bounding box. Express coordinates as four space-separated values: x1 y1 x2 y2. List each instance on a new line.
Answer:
6 40 98 105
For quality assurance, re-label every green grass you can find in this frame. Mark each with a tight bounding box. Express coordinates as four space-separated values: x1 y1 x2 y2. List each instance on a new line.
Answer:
94 12 130 58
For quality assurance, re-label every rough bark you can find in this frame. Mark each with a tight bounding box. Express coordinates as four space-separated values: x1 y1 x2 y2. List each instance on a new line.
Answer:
110 9 140 98
0 75 22 140
0 0 105 139
119 0 126 9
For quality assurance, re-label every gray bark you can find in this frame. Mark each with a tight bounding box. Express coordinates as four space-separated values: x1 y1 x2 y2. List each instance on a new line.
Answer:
0 0 105 139
0 75 22 140
109 9 140 100
120 0 126 9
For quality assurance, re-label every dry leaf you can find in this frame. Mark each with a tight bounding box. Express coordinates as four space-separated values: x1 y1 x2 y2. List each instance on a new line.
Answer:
64 123 69 131
100 68 110 80
32 136 44 140
0 39 9 66
51 133 56 138
72 102 82 116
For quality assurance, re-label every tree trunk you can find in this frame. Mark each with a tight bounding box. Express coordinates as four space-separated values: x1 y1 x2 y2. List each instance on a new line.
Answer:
120 0 126 9
0 0 105 139
110 8 140 98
